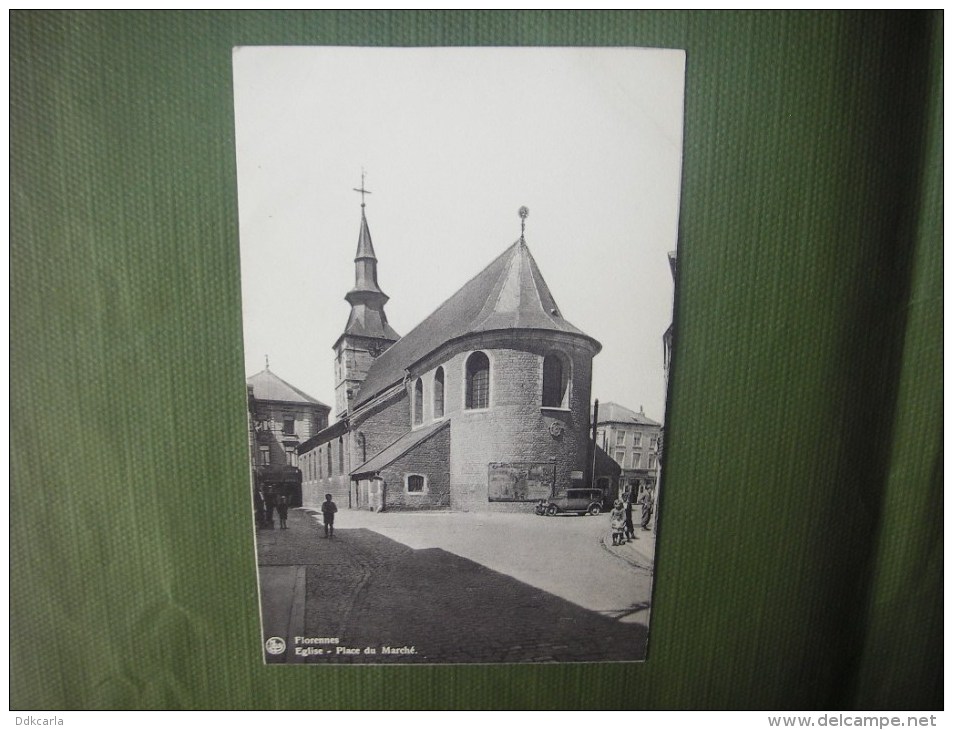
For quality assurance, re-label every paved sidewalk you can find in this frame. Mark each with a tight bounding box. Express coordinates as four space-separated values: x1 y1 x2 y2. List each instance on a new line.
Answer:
601 527 657 572
254 508 325 664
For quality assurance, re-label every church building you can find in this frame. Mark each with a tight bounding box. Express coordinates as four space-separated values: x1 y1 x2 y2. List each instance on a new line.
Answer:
298 201 604 513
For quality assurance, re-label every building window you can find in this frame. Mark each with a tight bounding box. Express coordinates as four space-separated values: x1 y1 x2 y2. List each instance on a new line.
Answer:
633 432 642 447
327 445 332 477
433 367 445 418
465 351 490 409
405 474 427 494
284 447 297 467
339 437 345 474
614 450 626 467
282 416 295 435
542 353 569 407
615 431 626 446
649 454 657 469
632 452 641 468
650 436 658 450
259 446 270 466
414 378 424 425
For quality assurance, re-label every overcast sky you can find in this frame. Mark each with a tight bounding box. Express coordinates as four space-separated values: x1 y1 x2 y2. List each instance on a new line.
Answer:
233 46 684 423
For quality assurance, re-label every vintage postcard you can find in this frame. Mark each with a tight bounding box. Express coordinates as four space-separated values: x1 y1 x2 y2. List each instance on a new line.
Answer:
233 46 684 664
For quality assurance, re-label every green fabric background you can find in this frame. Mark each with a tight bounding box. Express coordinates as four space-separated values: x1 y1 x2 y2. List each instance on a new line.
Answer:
10 11 942 710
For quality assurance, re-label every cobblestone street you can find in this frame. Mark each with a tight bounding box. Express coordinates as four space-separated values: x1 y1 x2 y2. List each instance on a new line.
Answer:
256 507 653 664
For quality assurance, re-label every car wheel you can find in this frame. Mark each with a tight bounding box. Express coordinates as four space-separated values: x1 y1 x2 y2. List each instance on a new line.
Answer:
546 504 558 516
588 503 602 516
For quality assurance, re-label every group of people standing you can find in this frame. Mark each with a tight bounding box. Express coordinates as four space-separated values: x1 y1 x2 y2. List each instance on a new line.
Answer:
254 484 292 530
254 486 337 537
610 484 655 546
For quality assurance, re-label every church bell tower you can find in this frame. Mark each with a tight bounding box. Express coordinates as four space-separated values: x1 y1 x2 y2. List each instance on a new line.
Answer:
332 179 399 418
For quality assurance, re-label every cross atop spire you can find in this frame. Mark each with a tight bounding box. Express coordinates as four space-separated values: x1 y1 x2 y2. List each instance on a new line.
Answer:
353 168 372 208
518 206 529 242
265 354 270 370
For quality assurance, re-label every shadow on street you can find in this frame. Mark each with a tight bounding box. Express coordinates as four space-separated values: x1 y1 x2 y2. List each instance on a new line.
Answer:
256 509 648 664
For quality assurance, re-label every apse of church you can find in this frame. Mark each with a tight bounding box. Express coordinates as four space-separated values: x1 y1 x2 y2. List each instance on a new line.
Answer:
299 199 604 513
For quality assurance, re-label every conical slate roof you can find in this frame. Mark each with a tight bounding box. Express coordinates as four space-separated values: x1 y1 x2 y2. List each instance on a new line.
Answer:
355 211 377 260
247 368 329 407
354 239 600 408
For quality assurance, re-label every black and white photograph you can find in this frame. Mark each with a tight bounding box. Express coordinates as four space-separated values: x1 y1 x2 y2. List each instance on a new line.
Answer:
234 46 685 664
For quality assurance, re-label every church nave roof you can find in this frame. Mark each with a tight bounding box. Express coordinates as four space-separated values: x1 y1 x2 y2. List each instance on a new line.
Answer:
354 238 600 408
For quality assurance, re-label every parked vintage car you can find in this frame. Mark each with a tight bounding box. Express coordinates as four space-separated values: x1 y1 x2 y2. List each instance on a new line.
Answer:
544 488 606 516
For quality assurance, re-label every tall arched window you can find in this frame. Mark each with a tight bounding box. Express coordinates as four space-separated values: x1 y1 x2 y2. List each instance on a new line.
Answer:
542 353 570 407
466 352 490 409
433 367 445 418
413 378 424 425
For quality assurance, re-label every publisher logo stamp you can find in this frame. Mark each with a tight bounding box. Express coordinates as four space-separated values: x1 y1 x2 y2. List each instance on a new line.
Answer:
264 637 286 655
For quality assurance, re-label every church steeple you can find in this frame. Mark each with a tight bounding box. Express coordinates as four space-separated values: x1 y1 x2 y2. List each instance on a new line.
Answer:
346 209 387 304
341 206 397 340
332 178 400 418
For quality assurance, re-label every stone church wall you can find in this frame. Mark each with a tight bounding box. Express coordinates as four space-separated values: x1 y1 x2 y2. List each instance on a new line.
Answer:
350 389 411 469
408 331 596 512
300 434 351 510
377 424 451 511
303 472 350 511
306 331 596 514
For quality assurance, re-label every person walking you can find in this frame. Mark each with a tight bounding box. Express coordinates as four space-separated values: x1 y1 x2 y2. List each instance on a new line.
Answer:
321 493 338 539
262 485 276 529
640 486 655 531
275 493 289 530
623 485 636 541
253 486 266 529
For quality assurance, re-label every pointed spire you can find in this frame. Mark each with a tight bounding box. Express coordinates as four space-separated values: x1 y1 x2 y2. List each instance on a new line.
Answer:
353 170 377 260
350 209 383 295
355 210 377 260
